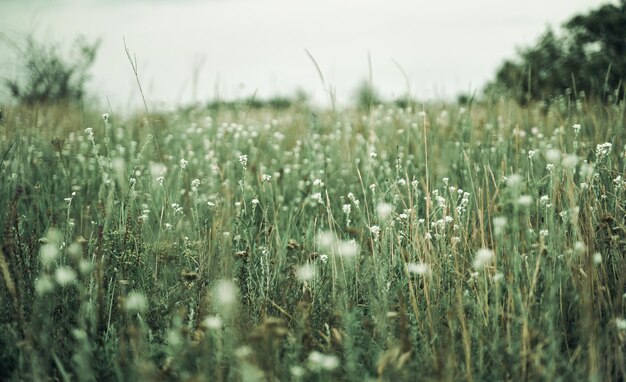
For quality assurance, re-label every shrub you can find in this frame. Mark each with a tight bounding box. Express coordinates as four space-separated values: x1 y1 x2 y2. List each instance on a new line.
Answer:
4 35 99 106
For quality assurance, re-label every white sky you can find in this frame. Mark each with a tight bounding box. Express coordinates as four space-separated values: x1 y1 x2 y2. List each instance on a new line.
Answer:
0 0 611 110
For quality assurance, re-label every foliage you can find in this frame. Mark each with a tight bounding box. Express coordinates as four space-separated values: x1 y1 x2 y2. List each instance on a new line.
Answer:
0 97 625 381
486 1 626 103
3 35 99 106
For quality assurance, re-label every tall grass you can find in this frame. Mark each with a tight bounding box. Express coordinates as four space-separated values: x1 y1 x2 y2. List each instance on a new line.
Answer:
0 97 624 381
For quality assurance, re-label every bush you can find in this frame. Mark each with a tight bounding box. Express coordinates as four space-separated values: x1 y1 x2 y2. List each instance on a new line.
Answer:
4 35 99 106
486 1 626 103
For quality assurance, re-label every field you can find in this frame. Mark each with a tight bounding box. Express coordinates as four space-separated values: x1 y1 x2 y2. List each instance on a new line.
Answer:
0 97 625 381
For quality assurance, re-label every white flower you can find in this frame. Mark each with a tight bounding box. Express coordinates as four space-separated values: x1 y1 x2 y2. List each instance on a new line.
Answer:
262 174 272 182
369 225 381 239
202 315 222 330
296 264 315 282
342 204 351 215
507 174 523 187
593 252 602 265
55 267 76 286
337 240 358 259
319 254 328 264
238 154 248 167
596 142 612 159
179 158 189 169
308 351 339 371
572 124 581 134
376 202 393 220
124 291 148 314
313 178 324 187
473 248 494 269
35 276 55 295
101 113 109 122
40 244 59 267
214 279 237 308
518 195 533 206
407 262 430 276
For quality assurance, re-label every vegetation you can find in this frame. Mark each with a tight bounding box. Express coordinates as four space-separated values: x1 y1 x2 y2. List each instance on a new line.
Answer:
2 35 99 106
486 1 626 103
0 94 624 381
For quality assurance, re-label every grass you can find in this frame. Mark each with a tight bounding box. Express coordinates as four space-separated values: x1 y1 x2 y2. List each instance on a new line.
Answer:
0 96 624 381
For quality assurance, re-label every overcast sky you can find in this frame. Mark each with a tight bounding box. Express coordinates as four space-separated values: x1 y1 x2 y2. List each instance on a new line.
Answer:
0 0 612 110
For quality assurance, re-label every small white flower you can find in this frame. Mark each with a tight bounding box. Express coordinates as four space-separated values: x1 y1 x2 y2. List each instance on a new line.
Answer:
214 279 237 308
124 291 148 314
179 158 188 169
407 262 430 276
376 203 393 220
296 264 315 282
319 254 328 264
369 225 381 239
593 252 602 265
473 248 494 269
337 240 358 259
572 124 581 134
518 195 533 206
202 315 222 330
262 174 272 182
313 178 324 187
238 154 248 167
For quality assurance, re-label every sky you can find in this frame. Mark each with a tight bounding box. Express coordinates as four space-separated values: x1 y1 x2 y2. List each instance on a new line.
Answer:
0 0 612 111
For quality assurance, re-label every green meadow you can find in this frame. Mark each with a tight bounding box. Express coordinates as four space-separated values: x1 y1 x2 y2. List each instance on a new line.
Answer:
0 96 625 381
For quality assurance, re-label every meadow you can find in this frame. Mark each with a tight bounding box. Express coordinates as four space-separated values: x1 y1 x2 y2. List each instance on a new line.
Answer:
0 96 625 381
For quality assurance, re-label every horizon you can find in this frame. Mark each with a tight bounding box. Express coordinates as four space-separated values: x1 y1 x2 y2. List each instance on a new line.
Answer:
0 0 612 111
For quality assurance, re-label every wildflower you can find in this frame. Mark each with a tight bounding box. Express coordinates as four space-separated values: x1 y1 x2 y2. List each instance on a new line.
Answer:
593 252 602 265
507 174 523 187
35 276 55 295
213 279 237 308
473 248 494 269
296 264 315 282
342 204 351 215
493 272 504 282
562 154 578 169
545 148 561 163
493 216 507 235
308 351 339 371
369 225 381 239
539 229 549 237
290 366 306 377
238 154 248 168
518 195 533 206
251 198 259 206
572 124 581 134
84 127 94 140
596 142 612 159
124 291 148 314
376 203 393 220
202 315 223 330
337 240 358 259
407 262 430 276
313 178 324 187
262 174 272 182
179 158 188 169
319 254 328 264
528 150 536 159
101 113 109 122
616 318 626 331
40 244 59 267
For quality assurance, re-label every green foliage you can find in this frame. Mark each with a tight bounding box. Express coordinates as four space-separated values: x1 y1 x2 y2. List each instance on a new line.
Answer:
4 35 99 106
487 1 626 103
354 80 382 111
0 97 625 380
